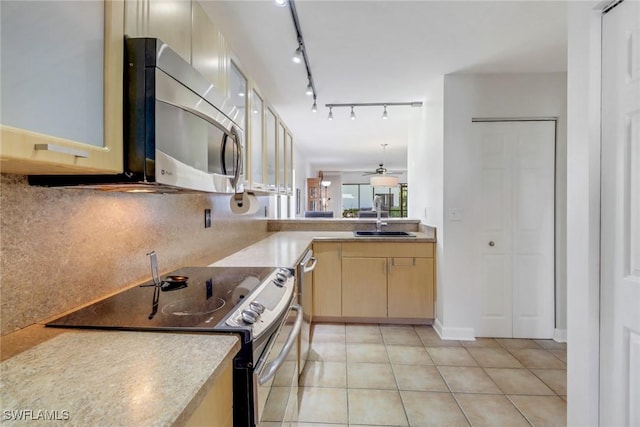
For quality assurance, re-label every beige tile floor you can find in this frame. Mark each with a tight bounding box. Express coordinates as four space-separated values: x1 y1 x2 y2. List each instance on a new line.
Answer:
263 323 567 427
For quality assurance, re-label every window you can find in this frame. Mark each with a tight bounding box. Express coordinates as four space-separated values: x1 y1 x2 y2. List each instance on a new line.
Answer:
341 183 408 217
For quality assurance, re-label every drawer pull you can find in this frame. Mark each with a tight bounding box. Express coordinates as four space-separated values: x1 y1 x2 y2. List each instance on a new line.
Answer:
34 143 89 158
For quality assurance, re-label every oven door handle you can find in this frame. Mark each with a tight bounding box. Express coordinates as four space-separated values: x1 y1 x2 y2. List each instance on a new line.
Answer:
258 303 303 385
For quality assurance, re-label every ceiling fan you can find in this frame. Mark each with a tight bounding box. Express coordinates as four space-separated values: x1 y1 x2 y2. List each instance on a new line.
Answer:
362 144 401 176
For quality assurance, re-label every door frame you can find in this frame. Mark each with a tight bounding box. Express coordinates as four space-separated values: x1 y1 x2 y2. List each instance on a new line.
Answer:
472 118 557 339
567 1 619 425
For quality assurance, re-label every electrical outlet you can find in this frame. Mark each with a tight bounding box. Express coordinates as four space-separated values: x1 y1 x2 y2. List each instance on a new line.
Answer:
204 209 211 228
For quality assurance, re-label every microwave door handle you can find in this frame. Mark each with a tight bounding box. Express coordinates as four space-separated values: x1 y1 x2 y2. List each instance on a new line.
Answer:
258 304 303 385
229 126 242 191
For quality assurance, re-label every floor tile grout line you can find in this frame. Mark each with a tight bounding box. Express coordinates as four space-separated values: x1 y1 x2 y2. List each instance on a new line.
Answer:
307 324 565 426
505 393 537 426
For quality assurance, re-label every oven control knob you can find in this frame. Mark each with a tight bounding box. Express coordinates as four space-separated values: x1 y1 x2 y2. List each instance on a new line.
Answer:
241 309 259 324
276 272 287 283
249 301 265 314
279 268 292 277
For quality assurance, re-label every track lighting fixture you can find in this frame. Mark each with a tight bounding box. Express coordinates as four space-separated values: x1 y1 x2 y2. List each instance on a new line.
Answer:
278 0 318 108
292 45 303 64
324 101 423 120
328 107 333 120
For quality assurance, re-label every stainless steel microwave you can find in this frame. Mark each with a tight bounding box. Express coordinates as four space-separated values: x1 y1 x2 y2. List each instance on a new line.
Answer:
29 38 244 193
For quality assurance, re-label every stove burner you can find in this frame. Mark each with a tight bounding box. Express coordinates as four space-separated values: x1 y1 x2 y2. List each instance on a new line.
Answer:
161 297 226 316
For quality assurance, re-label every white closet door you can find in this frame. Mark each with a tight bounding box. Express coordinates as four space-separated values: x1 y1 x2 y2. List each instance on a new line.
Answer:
475 121 555 339
600 1 640 425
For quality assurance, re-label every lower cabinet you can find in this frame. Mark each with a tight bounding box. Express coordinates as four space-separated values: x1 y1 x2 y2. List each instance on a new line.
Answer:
312 242 342 317
342 257 387 317
388 257 434 319
313 241 435 321
184 358 233 427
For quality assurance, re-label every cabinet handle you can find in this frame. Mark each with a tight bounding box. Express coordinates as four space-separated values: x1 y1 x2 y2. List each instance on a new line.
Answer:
34 143 89 158
413 257 416 266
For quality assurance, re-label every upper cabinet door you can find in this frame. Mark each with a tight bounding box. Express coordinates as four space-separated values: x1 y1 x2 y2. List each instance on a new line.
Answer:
249 89 265 190
191 1 227 94
124 0 192 63
286 131 293 195
228 61 247 183
278 122 286 193
265 108 278 191
0 0 123 174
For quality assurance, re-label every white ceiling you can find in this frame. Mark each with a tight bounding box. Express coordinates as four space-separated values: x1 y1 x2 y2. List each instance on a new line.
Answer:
200 0 567 173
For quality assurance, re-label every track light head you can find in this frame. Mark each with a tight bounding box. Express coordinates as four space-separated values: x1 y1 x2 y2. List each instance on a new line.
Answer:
305 82 313 96
328 107 333 121
274 0 287 7
312 99 318 113
382 105 389 120
292 45 303 64
350 106 356 120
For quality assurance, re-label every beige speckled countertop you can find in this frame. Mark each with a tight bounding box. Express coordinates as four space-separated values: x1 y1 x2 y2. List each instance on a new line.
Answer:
0 331 239 427
211 230 436 268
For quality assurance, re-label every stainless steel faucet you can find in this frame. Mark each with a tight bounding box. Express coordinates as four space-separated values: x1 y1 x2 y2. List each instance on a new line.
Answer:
373 195 387 231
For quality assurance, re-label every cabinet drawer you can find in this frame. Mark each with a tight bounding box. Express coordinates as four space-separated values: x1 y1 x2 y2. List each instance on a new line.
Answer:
342 242 433 258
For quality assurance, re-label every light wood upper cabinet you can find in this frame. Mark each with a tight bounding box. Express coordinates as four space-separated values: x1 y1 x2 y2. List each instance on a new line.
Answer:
388 257 434 318
312 242 342 317
342 257 388 318
124 0 192 63
0 1 123 175
192 1 228 94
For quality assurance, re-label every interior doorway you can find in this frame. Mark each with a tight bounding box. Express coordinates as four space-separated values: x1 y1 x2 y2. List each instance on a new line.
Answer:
473 120 556 339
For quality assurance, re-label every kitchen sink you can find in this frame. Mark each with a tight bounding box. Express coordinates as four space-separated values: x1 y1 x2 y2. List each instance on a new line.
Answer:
353 231 415 237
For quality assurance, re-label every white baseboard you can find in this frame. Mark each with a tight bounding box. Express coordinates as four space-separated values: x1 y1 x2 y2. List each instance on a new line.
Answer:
433 318 475 341
553 328 567 343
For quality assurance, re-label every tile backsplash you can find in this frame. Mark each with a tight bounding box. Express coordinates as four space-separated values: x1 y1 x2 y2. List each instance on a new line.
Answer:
0 174 269 336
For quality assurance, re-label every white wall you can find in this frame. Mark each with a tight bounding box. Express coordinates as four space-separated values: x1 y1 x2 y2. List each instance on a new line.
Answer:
408 85 445 321
440 73 567 339
566 2 602 425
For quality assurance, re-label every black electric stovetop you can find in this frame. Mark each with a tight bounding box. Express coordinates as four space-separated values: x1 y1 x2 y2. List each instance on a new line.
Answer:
46 266 275 331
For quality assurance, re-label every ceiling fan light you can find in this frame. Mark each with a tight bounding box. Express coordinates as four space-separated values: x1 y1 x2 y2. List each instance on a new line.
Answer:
370 175 398 187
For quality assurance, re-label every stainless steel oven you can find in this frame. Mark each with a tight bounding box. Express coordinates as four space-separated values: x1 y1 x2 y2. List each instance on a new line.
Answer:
46 264 301 427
